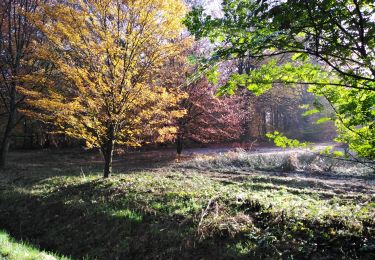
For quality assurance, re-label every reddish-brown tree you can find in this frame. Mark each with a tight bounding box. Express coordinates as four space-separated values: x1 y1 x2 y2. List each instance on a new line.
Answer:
176 78 244 154
156 36 245 154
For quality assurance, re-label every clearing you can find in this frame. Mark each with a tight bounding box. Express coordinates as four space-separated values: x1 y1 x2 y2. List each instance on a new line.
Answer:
0 148 374 259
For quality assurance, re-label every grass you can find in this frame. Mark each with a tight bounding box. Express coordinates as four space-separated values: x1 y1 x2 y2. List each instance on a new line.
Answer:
0 230 69 260
0 149 374 259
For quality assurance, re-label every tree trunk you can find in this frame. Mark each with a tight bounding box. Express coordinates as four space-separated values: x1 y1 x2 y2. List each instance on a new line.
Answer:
0 87 16 169
102 125 115 178
103 143 114 178
0 121 13 168
176 134 183 155
261 111 267 136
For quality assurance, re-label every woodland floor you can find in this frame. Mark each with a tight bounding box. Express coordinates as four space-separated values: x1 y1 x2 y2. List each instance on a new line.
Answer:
0 147 374 259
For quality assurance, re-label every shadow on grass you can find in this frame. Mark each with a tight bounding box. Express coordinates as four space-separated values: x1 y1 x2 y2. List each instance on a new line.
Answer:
200 167 375 197
1 174 375 259
1 150 375 259
2 164 267 260
1 148 182 188
0 181 206 259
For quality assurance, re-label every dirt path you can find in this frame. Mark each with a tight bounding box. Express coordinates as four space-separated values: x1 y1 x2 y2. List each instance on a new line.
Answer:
176 143 375 199
4 145 374 199
183 142 336 154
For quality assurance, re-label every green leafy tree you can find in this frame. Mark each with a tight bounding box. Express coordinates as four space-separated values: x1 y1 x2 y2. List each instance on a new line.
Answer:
184 0 375 159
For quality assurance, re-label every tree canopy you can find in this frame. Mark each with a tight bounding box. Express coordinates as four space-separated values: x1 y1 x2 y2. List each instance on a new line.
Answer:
20 0 187 177
184 0 375 159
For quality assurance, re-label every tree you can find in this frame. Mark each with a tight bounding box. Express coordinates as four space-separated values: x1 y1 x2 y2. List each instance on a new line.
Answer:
184 0 375 159
158 36 244 154
0 0 39 168
21 0 187 177
175 78 244 154
236 55 336 142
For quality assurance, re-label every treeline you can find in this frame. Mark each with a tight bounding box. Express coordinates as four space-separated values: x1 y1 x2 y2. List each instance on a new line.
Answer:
1 0 355 177
5 77 336 150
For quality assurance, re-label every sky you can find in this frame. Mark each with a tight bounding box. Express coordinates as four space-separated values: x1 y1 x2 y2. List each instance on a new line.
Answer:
205 0 222 12
201 0 222 17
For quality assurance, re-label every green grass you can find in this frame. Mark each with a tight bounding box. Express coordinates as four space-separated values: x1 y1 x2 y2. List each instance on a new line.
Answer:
0 230 69 260
0 149 374 259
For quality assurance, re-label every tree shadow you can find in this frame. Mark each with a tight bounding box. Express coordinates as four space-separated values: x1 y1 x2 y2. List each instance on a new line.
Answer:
0 180 207 259
1 172 374 259
1 148 185 188
1 150 374 259
196 168 375 199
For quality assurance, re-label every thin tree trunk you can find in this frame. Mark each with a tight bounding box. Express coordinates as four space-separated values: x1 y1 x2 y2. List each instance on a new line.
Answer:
23 119 27 149
176 134 183 155
102 125 115 178
262 111 267 135
0 119 14 168
103 143 114 178
0 85 16 169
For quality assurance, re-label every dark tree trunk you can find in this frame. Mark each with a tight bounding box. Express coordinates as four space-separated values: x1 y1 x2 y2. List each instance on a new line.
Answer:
176 134 183 155
23 118 32 149
44 134 50 149
0 86 16 169
103 143 114 178
0 119 13 168
102 125 115 178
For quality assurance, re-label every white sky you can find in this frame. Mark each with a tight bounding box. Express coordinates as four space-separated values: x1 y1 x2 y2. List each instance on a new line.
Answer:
203 0 223 17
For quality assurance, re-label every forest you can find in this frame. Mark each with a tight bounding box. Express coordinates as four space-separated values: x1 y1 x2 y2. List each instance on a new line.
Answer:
0 0 374 259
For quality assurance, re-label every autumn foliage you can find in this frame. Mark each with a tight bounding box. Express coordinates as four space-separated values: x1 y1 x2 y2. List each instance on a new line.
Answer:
176 78 244 153
20 0 187 177
0 0 346 176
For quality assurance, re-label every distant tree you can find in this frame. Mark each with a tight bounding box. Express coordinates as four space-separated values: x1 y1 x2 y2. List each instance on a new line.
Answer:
21 0 187 177
185 0 375 159
157 34 244 154
231 53 336 143
0 0 39 168
176 78 244 154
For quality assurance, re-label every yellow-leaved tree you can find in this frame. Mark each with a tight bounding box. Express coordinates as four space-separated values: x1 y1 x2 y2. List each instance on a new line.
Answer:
20 0 187 177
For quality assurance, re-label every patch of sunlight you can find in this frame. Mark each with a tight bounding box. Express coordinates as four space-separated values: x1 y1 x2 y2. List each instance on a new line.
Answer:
111 209 143 223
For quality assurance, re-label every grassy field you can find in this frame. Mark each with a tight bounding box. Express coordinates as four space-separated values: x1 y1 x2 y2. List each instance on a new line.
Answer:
0 149 374 259
0 230 69 260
